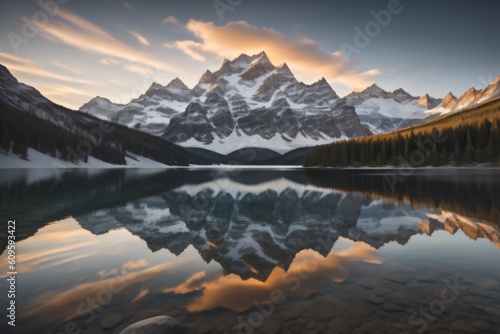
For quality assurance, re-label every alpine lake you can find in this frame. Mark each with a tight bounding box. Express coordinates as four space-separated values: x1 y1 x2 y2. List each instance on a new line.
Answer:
1 167 499 334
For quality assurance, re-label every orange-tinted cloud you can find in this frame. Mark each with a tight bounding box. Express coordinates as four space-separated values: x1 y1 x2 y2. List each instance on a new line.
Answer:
0 52 91 84
123 64 153 76
174 20 380 90
32 9 175 73
50 60 83 74
128 30 150 46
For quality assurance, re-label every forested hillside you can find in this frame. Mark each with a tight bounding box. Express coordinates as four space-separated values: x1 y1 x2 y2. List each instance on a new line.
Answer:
304 98 500 167
0 100 191 166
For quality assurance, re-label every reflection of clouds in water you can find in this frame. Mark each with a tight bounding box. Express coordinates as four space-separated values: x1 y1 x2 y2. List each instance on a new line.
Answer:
132 288 150 302
24 261 177 322
97 268 119 279
7 218 190 330
0 218 98 278
164 271 207 294
166 241 381 312
123 259 149 270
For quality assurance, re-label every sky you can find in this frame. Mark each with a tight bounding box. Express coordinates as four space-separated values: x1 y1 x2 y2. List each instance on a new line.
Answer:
0 0 498 109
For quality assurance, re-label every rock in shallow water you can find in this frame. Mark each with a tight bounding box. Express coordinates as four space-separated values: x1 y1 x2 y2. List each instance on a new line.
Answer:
100 313 123 330
119 315 187 334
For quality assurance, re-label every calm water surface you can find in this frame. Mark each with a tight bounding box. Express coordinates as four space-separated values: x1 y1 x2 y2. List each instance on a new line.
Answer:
0 168 499 334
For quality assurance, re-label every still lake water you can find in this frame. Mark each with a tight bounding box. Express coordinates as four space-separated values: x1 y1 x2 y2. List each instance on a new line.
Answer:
0 168 499 334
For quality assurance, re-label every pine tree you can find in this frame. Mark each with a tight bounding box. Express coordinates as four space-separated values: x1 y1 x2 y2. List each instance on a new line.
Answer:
465 128 475 164
440 147 448 166
478 118 492 149
0 116 11 154
453 141 462 166
485 120 500 163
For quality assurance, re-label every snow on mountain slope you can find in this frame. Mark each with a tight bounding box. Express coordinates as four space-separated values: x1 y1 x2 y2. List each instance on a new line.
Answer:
0 148 169 168
79 52 367 153
79 97 125 121
77 54 500 152
423 76 500 118
181 130 346 154
453 76 500 110
0 64 192 167
343 84 442 133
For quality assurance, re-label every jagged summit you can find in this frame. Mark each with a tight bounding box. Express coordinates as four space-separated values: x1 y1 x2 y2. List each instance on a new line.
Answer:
0 64 12 77
144 82 164 96
362 83 388 97
444 92 456 100
276 63 293 77
250 51 272 66
216 58 233 76
197 70 214 85
91 96 114 104
392 88 411 95
417 93 440 109
166 77 189 90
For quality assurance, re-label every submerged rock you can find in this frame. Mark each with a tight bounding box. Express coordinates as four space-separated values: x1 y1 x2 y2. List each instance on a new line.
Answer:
119 315 187 334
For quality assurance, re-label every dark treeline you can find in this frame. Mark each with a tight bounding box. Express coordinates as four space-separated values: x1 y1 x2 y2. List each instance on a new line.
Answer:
305 169 500 225
0 100 191 166
304 99 500 167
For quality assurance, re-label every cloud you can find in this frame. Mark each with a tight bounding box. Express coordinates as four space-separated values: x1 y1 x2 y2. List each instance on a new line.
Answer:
123 64 152 76
50 60 83 74
174 20 380 90
165 40 206 61
128 30 150 46
162 16 180 25
99 58 120 65
0 52 91 84
109 79 125 86
39 84 97 99
31 9 175 73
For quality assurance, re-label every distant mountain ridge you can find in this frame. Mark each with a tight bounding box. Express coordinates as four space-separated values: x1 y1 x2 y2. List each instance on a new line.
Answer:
79 51 500 153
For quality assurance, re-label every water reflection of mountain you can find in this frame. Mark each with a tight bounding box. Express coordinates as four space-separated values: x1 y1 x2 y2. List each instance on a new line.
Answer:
2 168 499 281
74 171 500 282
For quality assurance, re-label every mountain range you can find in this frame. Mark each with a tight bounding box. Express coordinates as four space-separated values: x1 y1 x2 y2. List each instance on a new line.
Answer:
80 51 500 153
1 51 499 166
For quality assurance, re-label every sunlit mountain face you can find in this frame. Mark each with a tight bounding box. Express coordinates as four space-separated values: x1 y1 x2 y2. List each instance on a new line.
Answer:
1 168 499 333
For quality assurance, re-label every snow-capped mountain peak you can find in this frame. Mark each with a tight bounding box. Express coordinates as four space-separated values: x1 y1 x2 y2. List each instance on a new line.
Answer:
365 83 387 95
250 50 272 66
144 82 163 96
276 62 294 78
75 54 500 153
198 69 214 84
390 88 415 104
166 77 190 90
441 92 458 109
417 93 440 109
